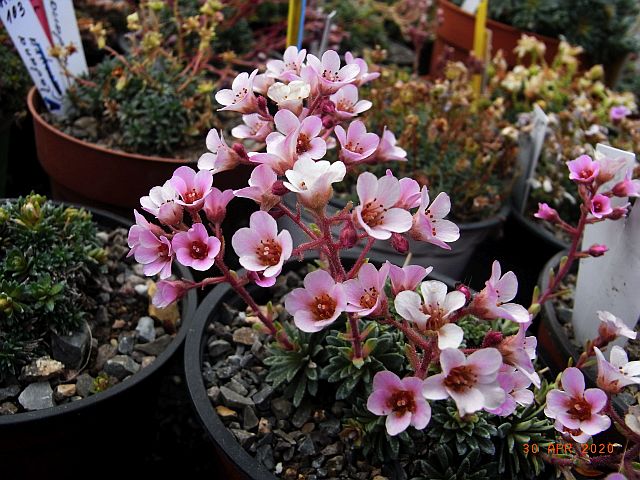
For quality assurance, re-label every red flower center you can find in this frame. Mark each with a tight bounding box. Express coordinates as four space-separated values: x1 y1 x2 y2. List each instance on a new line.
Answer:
184 189 201 204
566 396 592 422
580 168 593 179
256 239 282 266
359 287 378 309
310 293 337 321
593 201 603 213
387 389 416 415
190 240 208 259
345 141 364 154
158 242 170 259
443 365 477 393
296 133 311 155
361 200 386 228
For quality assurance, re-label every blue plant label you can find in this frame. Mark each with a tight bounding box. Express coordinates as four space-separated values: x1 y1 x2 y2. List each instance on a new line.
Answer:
1 0 68 114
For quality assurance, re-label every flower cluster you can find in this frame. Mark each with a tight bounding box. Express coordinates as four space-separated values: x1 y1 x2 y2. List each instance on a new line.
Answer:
126 48 640 478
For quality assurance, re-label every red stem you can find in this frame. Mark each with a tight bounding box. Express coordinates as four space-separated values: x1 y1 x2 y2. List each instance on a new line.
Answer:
347 237 375 279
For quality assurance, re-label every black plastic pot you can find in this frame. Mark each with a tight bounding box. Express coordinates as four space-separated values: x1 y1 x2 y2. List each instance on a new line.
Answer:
0 201 197 477
278 193 509 281
184 254 455 480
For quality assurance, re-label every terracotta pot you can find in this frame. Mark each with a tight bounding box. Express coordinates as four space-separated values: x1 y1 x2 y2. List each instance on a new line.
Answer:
430 0 560 75
27 87 250 217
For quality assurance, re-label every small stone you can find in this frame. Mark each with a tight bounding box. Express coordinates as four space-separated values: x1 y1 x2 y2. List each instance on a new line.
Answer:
231 428 256 448
220 386 254 409
104 355 140 380
155 326 165 337
321 443 341 456
141 356 155 368
258 417 271 435
233 327 257 346
117 332 136 355
256 444 275 470
372 476 388 480
275 463 283 475
135 316 156 343
313 409 327 422
319 418 341 436
283 467 297 480
51 322 90 369
216 405 237 417
207 386 221 403
134 335 172 355
0 402 18 415
252 386 273 405
75 373 94 397
0 385 20 402
18 382 54 411
271 397 293 420
243 406 259 430
312 457 324 469
216 365 240 379
274 429 296 444
54 384 76 400
207 339 232 358
298 436 316 455
227 378 249 397
97 293 110 305
95 344 117 372
20 357 65 382
202 366 217 386
134 284 148 296
73 116 98 137
96 231 109 243
292 403 312 428
301 422 315 434
326 455 344 474
112 319 126 329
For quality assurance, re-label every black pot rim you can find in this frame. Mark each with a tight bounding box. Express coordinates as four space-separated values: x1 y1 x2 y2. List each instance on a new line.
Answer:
0 199 197 426
511 203 569 251
184 252 456 480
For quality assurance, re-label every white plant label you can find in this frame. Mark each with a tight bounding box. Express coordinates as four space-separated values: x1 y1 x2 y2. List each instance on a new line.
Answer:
461 0 480 13
0 0 67 114
43 0 87 78
513 105 549 212
573 144 639 345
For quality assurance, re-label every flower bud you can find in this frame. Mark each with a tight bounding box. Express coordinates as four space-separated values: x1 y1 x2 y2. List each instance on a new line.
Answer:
533 202 559 223
256 95 268 114
321 99 336 114
482 331 504 348
322 116 336 129
455 283 472 302
587 244 608 257
390 232 409 254
271 180 289 196
232 143 250 161
606 206 628 220
339 221 358 249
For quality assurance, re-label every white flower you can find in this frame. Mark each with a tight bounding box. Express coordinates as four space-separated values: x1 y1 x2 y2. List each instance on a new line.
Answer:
284 158 346 210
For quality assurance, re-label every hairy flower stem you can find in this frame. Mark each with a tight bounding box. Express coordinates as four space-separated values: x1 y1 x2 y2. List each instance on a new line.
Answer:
215 256 294 351
348 313 364 362
381 316 431 352
537 206 588 306
278 203 322 242
347 237 375 280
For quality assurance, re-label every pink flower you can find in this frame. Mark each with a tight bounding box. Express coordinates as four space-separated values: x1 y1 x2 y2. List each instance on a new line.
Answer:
605 474 627 480
140 180 183 226
533 202 559 222
172 223 220 271
423 348 505 416
266 46 306 81
252 73 275 95
198 129 242 174
231 211 293 287
343 262 390 317
469 261 530 324
203 187 234 224
305 50 360 95
283 158 346 211
409 187 459 250
387 262 433 296
595 346 640 394
485 366 533 416
335 121 380 165
170 166 213 210
267 80 311 116
375 128 407 162
285 269 347 332
598 310 637 341
127 210 165 258
590 193 613 219
231 114 273 142
612 168 640 197
234 164 281 211
544 367 611 442
353 172 413 240
394 280 466 349
567 155 599 184
609 105 631 122
345 52 380 86
134 229 173 279
278 109 327 162
367 371 431 436
587 244 608 257
497 323 541 388
394 176 421 209
329 84 372 120
250 134 293 176
215 69 260 114
152 280 187 308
